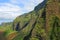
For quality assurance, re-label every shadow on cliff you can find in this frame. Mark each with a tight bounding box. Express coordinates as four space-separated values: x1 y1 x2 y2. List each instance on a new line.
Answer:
23 19 37 40
50 17 60 40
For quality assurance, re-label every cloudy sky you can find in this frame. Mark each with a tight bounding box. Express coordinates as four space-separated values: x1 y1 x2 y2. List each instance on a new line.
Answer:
0 0 43 24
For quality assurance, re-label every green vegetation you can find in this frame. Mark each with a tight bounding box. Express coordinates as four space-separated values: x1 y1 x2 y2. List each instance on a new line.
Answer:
0 0 60 40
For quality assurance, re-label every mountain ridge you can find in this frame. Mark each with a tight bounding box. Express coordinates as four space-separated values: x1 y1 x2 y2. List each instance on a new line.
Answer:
13 0 60 40
0 0 60 40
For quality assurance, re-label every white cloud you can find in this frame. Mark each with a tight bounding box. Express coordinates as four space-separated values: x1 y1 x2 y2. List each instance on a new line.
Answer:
10 0 44 12
0 3 24 20
0 12 20 19
0 3 21 11
10 0 43 5
0 0 44 19
0 0 44 24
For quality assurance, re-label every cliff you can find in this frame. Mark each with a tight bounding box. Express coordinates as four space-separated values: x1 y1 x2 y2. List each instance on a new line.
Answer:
13 0 60 40
0 0 60 40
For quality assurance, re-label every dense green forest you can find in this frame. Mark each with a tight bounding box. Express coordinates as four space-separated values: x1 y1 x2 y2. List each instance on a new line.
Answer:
0 0 60 40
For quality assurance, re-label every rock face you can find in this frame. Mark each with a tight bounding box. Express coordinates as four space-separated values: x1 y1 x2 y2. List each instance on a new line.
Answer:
46 0 60 33
13 0 60 40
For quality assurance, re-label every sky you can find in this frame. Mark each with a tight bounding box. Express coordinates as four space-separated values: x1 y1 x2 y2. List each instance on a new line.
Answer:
0 0 44 24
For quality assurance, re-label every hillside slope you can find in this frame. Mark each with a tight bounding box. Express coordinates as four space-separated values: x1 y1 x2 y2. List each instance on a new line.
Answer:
0 0 60 40
13 0 60 40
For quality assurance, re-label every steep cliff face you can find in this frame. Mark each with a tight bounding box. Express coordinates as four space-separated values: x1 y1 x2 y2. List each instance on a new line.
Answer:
13 0 60 40
46 0 60 32
45 0 60 40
